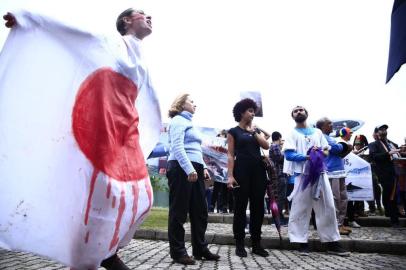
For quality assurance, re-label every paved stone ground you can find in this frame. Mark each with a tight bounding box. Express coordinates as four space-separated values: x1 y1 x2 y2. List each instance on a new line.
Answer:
129 223 405 254
201 223 406 241
208 213 406 227
1 239 406 270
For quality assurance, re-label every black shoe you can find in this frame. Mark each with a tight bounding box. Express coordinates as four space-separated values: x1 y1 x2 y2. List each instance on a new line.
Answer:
235 240 247 257
251 240 269 257
236 246 247 257
101 254 130 270
194 249 220 261
252 246 269 257
326 242 350 257
173 255 196 265
298 243 310 256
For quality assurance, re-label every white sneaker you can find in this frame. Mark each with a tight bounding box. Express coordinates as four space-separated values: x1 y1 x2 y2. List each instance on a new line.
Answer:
349 221 361 228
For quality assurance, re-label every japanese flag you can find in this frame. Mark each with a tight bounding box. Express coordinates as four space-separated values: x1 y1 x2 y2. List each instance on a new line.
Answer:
0 9 161 269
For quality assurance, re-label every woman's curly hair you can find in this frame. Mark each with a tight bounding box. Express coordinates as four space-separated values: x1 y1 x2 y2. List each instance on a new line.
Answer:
232 98 258 122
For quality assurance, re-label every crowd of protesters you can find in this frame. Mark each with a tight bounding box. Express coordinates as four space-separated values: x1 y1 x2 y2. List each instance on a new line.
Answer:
166 97 406 264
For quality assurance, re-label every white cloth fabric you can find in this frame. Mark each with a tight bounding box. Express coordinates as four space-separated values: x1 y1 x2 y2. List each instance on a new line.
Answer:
0 9 161 269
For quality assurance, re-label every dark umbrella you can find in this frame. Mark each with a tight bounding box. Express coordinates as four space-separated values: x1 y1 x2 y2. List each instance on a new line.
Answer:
263 157 282 243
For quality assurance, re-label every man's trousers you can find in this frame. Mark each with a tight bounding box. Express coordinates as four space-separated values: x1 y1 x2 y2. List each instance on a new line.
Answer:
288 173 341 243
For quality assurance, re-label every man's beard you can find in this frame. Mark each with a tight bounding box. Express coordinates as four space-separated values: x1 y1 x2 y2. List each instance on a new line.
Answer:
294 114 307 123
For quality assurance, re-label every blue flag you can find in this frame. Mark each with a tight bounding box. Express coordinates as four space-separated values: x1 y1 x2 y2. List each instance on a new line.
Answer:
387 0 406 83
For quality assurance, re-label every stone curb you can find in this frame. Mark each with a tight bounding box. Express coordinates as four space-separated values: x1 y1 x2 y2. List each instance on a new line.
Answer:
207 213 406 227
134 229 406 255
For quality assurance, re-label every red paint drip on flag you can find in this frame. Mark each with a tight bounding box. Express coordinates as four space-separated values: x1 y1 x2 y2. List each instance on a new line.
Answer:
138 179 153 222
109 186 126 251
84 169 99 225
106 180 112 199
84 231 90 243
112 196 116 209
129 182 140 228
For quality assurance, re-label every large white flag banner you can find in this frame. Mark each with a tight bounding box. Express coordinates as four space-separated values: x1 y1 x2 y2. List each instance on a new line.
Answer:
343 153 374 201
0 9 161 269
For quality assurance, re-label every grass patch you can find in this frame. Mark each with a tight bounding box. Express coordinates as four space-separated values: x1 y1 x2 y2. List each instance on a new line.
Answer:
140 207 169 230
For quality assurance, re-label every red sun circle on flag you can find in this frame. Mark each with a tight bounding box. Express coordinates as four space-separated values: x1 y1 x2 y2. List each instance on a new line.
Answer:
72 67 147 181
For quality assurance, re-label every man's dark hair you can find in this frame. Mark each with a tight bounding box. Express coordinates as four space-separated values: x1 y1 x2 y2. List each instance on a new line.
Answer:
116 8 135 36
271 131 282 141
315 117 329 130
291 106 308 117
232 98 258 122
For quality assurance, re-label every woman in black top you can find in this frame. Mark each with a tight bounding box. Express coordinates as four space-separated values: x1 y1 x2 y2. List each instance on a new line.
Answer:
227 98 270 257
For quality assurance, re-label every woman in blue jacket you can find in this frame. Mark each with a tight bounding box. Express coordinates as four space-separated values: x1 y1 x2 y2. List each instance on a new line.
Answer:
166 93 220 265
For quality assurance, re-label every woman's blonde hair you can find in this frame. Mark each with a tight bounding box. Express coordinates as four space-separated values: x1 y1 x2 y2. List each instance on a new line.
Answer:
168 93 189 118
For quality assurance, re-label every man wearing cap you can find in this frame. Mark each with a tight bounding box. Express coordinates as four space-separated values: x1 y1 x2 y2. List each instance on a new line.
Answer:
283 106 349 256
369 124 401 227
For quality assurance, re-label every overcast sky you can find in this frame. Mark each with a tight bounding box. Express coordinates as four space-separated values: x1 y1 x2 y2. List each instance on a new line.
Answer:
1 0 405 144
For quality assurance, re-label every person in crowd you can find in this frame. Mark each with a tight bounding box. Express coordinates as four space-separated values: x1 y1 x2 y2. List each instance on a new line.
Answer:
209 130 233 213
401 137 406 157
316 120 353 235
352 135 369 157
369 124 401 227
353 134 381 217
227 98 270 257
4 8 161 270
398 138 406 215
166 93 220 265
351 134 369 218
209 163 228 213
367 129 384 215
269 131 288 225
283 106 349 256
335 127 363 229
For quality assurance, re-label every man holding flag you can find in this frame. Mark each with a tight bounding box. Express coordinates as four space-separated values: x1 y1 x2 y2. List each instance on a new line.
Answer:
1 7 161 270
